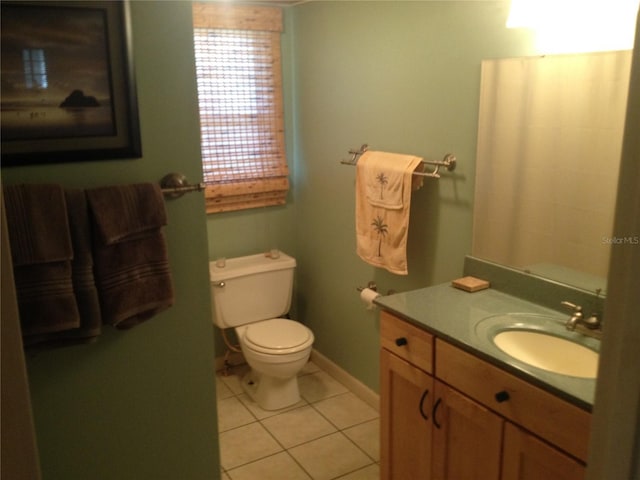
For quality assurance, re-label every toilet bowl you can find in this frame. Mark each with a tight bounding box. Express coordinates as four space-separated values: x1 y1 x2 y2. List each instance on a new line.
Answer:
236 318 314 410
209 252 315 411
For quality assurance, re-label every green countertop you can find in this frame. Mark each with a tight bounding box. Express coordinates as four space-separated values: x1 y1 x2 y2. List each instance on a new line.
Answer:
375 283 598 411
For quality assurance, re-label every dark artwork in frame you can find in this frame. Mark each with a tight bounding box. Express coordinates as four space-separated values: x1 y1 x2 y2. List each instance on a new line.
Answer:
1 1 142 166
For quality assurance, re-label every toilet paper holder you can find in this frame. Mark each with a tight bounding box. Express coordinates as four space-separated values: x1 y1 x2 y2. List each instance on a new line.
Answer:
357 281 396 296
357 281 378 293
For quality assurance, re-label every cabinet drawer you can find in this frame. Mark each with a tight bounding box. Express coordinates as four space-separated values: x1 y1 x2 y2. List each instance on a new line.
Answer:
380 310 433 374
436 339 591 462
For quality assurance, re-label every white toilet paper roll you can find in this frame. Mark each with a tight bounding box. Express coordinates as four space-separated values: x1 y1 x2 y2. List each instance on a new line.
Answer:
360 287 381 310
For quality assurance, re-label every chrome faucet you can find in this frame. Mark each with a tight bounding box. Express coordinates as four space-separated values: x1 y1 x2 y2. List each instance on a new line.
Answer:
561 301 602 339
561 301 583 330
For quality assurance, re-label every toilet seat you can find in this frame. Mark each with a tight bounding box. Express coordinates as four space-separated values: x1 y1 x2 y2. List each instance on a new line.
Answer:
242 318 313 355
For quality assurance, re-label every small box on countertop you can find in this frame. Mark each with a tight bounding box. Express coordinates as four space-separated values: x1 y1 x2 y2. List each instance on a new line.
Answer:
451 276 490 292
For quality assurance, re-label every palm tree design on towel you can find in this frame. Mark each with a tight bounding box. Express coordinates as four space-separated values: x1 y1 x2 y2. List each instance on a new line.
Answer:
371 215 388 257
375 172 389 200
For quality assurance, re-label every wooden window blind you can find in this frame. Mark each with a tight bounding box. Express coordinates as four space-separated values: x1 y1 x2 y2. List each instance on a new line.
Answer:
192 3 288 213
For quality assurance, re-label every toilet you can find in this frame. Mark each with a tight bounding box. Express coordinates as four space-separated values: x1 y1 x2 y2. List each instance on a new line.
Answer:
209 251 314 410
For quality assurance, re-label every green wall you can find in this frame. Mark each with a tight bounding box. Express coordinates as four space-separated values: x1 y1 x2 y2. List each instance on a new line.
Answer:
1 2 220 479
287 1 537 390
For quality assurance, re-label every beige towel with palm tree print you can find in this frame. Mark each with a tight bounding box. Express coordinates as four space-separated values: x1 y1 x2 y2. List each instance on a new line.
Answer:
355 151 423 275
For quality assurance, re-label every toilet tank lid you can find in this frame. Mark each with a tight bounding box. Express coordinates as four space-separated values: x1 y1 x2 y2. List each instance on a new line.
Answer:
210 252 296 282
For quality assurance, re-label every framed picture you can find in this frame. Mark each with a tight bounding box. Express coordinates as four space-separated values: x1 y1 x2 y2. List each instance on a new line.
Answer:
1 1 142 166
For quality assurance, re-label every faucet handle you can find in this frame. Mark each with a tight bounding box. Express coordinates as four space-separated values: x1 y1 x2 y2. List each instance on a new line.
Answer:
583 312 602 329
561 301 582 313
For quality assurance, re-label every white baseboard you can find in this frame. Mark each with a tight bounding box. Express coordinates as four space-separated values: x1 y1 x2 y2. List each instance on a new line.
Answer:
310 349 380 412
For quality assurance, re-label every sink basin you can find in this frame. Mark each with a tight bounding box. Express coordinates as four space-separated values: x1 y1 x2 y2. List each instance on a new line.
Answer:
474 313 600 379
493 330 598 378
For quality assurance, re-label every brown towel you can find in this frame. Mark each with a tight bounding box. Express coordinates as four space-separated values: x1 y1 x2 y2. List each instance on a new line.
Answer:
87 183 168 245
65 189 102 338
87 183 174 329
3 184 81 337
25 189 103 348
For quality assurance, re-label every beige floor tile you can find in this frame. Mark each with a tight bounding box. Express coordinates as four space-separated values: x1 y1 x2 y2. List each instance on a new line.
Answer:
237 392 308 421
261 405 337 448
337 463 380 480
313 392 379 430
218 363 251 395
219 422 283 470
216 361 381 479
217 374 244 396
216 375 235 400
288 432 373 480
298 371 349 403
217 396 255 432
343 419 380 462
227 452 312 480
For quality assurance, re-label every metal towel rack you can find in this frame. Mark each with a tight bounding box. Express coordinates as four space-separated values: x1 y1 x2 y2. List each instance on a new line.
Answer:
160 173 205 198
341 144 457 178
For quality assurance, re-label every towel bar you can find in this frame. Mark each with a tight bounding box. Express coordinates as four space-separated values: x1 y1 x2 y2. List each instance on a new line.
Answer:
160 173 205 198
340 144 457 178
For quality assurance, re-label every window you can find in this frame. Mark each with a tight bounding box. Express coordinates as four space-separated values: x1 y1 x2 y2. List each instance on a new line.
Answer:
23 49 48 89
192 3 289 213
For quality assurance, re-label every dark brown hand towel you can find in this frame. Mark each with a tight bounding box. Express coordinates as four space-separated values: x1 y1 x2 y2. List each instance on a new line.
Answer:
87 183 174 329
65 189 102 338
3 184 81 337
3 184 73 265
87 183 168 245
24 189 104 349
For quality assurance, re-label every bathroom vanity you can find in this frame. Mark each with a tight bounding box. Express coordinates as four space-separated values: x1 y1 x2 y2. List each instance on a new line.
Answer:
370 48 626 480
376 271 600 480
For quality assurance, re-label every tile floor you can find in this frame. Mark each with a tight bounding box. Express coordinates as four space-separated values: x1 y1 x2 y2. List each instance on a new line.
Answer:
216 361 380 480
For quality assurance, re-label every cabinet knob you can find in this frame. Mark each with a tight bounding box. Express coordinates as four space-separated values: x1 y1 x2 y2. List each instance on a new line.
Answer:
495 390 510 403
395 337 408 347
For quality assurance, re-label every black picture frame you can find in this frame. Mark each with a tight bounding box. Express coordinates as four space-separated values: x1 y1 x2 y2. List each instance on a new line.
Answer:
1 1 142 166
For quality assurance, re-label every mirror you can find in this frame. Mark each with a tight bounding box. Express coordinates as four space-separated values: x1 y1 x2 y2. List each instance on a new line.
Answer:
473 50 633 295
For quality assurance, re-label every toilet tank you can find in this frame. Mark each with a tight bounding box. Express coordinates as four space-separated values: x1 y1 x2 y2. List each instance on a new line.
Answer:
209 252 296 328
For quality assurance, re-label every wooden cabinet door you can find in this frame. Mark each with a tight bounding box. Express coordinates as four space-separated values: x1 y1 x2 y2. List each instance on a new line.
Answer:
436 339 591 462
431 381 503 480
502 423 586 480
380 348 434 480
